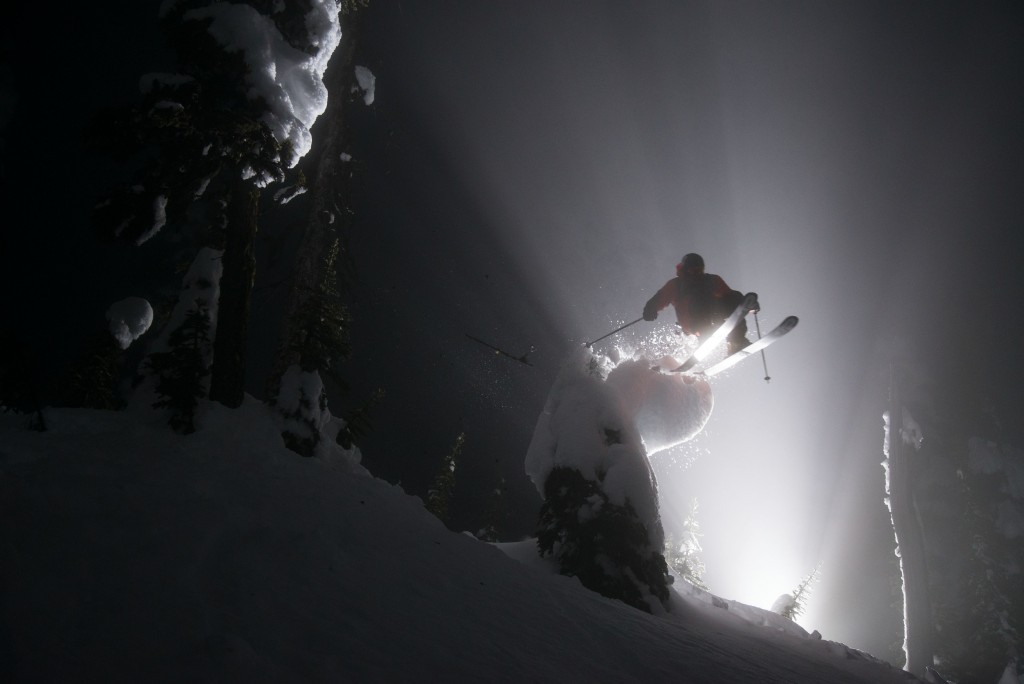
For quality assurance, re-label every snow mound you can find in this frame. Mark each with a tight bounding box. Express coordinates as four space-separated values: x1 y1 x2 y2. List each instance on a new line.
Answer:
526 346 712 485
524 349 660 528
606 357 713 454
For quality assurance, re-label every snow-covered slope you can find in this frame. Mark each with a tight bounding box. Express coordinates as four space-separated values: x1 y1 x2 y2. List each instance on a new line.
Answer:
2 401 918 683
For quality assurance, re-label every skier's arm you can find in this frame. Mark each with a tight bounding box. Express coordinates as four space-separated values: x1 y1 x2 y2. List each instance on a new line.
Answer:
643 280 675 321
712 275 759 312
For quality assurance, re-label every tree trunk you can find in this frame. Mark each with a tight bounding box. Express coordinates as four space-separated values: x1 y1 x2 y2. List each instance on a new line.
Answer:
268 13 359 393
209 178 259 408
888 365 933 676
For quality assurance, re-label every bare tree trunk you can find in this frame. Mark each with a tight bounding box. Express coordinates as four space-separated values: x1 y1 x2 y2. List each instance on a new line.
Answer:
268 12 359 391
209 179 259 408
887 364 933 676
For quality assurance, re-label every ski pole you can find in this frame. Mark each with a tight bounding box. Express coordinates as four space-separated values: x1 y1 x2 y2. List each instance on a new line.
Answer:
585 317 644 347
753 310 770 383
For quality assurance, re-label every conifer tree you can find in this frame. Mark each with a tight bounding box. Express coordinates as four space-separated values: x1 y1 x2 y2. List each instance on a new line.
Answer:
528 351 671 614
267 2 371 451
146 300 212 434
270 10 360 388
773 563 822 621
664 499 708 590
64 332 125 411
89 1 343 409
336 388 385 450
271 238 352 456
537 466 671 614
282 239 352 383
426 433 464 524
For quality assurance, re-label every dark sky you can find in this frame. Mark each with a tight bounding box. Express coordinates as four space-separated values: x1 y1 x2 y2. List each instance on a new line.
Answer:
4 0 1023 664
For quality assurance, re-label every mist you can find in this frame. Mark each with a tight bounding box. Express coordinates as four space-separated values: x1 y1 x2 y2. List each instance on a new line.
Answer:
345 0 1024 660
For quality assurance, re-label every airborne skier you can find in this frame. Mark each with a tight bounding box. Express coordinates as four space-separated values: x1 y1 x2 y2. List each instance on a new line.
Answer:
642 253 757 356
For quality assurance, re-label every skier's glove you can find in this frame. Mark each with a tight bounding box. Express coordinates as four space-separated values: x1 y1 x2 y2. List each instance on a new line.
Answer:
642 306 657 322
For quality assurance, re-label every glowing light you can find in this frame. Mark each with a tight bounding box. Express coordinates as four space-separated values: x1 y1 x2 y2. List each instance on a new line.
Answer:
713 541 806 613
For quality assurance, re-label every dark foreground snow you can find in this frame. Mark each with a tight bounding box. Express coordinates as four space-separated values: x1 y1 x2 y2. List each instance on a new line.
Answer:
2 400 918 683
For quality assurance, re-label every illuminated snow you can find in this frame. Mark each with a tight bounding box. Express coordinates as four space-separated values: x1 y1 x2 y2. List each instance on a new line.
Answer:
524 348 661 529
106 297 154 350
177 1 342 165
354 65 376 105
606 357 713 455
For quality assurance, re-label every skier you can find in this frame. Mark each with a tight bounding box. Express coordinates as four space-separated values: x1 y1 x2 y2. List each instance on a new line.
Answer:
642 253 757 355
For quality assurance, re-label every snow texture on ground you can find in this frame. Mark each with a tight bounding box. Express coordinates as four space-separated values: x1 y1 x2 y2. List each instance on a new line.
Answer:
1 400 919 683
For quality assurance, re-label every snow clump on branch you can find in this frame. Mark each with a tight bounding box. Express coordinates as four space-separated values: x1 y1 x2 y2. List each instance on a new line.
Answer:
106 297 154 350
176 1 343 166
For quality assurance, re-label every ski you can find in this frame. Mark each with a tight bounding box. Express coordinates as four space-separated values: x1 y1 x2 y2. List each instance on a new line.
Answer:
702 315 798 377
670 292 760 372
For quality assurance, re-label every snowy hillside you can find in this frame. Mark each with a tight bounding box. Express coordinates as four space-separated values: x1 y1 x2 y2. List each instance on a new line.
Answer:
2 400 919 683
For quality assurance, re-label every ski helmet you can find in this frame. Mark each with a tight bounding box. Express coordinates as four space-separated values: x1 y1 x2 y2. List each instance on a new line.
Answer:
678 253 705 275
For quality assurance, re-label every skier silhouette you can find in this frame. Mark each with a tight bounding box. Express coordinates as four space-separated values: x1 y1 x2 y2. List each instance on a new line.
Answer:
642 253 757 355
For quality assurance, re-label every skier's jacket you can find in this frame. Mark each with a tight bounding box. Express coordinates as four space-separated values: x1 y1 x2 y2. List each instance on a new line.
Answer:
643 273 743 336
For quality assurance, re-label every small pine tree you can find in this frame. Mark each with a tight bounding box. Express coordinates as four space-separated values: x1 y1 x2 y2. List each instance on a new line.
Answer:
664 499 708 590
774 563 822 621
426 433 464 524
287 238 352 382
146 300 212 434
64 332 124 410
537 466 670 613
336 388 385 450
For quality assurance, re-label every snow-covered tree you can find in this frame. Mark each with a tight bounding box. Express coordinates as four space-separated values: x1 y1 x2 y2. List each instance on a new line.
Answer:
282 238 351 386
885 360 1024 683
146 300 212 434
268 5 364 399
536 465 670 614
262 3 379 458
129 247 220 430
65 297 155 410
772 563 822 621
270 238 351 456
335 387 385 450
90 1 343 409
883 365 932 677
664 499 708 590
527 350 671 614
274 366 330 456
